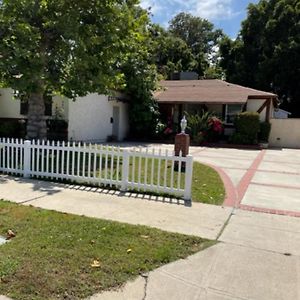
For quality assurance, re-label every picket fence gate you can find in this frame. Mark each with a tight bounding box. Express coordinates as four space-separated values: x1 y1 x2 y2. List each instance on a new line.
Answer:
0 138 193 201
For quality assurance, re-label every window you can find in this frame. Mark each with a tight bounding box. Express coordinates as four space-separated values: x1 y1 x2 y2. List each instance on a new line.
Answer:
20 95 52 116
225 104 243 124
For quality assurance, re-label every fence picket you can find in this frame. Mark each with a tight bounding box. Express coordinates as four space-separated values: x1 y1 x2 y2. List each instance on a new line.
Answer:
110 147 114 187
144 148 149 191
177 151 182 189
46 140 50 174
151 148 155 187
51 140 55 178
72 142 75 177
99 145 103 180
157 149 162 192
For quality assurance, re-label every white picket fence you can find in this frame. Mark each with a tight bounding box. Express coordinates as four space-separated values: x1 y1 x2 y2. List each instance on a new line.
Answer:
0 138 193 200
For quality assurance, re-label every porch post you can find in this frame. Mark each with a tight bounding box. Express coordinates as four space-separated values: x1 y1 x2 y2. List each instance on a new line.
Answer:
265 98 271 122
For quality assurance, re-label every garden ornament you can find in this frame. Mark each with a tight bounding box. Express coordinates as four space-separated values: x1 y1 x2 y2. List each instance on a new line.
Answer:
180 116 187 134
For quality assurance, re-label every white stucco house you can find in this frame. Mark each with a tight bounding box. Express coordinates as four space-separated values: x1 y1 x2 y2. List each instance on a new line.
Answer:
0 88 129 142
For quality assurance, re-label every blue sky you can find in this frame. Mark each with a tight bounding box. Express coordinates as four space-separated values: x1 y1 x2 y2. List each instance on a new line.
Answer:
140 0 259 38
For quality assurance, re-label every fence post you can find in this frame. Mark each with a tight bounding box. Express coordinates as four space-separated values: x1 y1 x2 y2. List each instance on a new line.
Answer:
121 150 129 191
184 155 193 201
23 140 31 178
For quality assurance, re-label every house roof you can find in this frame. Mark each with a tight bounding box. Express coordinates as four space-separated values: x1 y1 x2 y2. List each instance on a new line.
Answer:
154 80 277 104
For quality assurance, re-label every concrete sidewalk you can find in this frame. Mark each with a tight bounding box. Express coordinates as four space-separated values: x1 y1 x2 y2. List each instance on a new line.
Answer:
0 175 231 240
92 210 300 300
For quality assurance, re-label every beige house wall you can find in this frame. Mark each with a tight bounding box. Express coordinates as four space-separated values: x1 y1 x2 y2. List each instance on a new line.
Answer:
0 88 23 119
269 118 300 148
246 99 274 122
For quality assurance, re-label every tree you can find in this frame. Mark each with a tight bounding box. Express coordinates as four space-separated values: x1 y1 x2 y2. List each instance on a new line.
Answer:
220 0 300 116
121 18 161 138
0 0 145 139
149 24 195 78
169 13 223 59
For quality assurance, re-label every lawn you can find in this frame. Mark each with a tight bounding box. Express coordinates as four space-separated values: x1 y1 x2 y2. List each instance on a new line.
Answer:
192 162 225 205
0 200 215 300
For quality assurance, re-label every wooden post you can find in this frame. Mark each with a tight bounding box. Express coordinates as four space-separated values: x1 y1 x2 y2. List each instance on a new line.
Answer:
174 133 190 171
266 98 271 122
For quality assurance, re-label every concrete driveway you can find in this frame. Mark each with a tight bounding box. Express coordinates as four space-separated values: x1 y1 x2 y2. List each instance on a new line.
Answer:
190 147 300 216
116 143 300 216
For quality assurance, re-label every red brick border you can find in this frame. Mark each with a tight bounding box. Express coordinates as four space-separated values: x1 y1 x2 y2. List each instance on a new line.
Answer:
201 162 238 207
239 204 300 218
199 150 300 218
236 150 266 203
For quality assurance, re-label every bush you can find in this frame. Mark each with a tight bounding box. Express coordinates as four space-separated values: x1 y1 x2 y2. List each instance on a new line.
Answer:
186 111 223 144
231 112 260 145
259 122 271 142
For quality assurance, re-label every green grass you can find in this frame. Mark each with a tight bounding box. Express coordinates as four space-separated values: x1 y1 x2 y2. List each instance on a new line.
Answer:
192 162 225 205
0 200 215 300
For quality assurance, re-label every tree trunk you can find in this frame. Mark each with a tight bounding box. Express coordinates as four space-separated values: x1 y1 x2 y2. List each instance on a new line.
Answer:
26 92 47 140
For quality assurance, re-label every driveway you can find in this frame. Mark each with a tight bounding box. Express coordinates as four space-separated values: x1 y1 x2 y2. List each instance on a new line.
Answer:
190 147 300 216
115 143 300 216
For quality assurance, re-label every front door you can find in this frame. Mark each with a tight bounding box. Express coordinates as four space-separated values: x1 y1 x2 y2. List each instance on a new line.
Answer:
112 106 120 140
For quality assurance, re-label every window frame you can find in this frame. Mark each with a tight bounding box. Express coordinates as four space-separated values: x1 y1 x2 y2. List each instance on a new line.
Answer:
224 104 243 125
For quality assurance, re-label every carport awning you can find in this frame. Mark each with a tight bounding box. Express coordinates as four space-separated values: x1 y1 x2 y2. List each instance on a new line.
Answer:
154 80 277 104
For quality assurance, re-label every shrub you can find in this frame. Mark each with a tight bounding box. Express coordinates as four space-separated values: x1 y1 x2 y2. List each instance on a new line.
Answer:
186 111 223 144
231 112 260 145
259 122 271 142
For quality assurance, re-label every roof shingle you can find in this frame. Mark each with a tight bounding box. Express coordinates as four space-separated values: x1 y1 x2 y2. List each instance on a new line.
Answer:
154 80 277 104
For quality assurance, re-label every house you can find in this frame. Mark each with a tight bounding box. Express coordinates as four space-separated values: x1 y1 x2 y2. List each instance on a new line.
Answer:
154 79 278 135
0 88 129 142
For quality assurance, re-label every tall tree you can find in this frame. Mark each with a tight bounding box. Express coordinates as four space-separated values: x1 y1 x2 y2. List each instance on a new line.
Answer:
169 12 223 75
0 0 145 139
121 11 160 138
149 24 195 78
220 0 300 116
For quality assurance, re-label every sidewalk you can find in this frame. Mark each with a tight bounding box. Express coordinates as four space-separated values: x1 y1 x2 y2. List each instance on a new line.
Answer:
0 175 231 240
92 209 300 300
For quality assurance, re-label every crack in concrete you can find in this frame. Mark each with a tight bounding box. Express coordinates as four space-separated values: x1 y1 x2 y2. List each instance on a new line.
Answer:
141 273 149 300
216 207 236 240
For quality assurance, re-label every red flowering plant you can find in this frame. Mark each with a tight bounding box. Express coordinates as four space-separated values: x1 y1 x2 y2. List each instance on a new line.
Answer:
207 116 224 142
186 111 223 144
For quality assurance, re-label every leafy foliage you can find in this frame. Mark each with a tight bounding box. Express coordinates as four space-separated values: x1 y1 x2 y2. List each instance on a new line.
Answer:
231 112 260 145
259 122 272 142
220 0 300 116
121 13 161 139
149 13 224 79
186 111 223 144
149 25 195 78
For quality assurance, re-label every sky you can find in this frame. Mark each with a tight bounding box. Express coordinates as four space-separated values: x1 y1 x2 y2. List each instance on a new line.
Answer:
140 0 259 38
